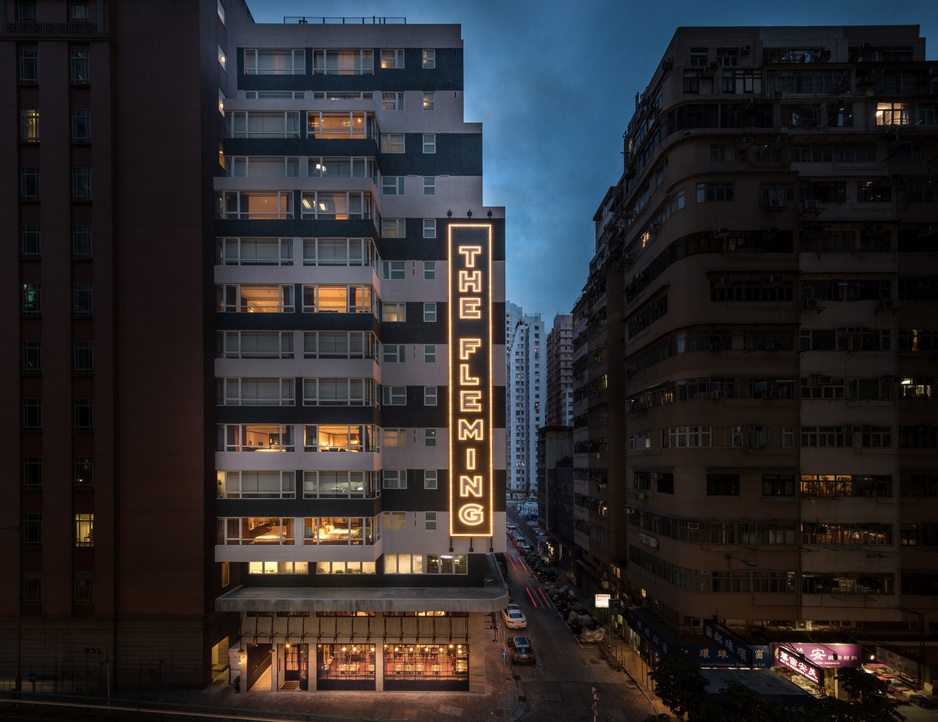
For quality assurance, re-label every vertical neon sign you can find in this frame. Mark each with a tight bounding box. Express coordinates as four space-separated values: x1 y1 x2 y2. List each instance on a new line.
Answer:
448 224 493 537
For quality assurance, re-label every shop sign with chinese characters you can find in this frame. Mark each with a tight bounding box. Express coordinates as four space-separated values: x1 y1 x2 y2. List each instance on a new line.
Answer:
773 645 824 685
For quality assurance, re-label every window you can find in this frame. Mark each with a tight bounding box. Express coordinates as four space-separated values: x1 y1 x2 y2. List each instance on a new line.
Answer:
382 302 406 322
74 573 93 606
424 387 438 406
696 181 734 203
423 262 436 281
218 470 296 498
302 237 371 266
382 386 407 406
23 573 41 606
244 48 305 75
219 236 293 265
74 398 93 432
21 168 40 200
382 176 404 195
707 473 739 496
217 424 295 452
21 225 40 259
303 471 375 499
380 134 405 153
424 470 438 490
249 561 309 574
382 261 406 280
380 49 404 69
422 49 436 69
18 1 37 20
75 513 94 546
382 219 405 238
74 340 93 374
217 44 226 71
23 456 42 490
70 50 90 84
220 377 295 406
72 167 92 200
217 0 225 24
385 512 407 530
423 302 437 322
423 177 436 196
423 219 437 239
75 456 93 488
19 50 38 84
72 225 92 258
218 191 294 219
857 181 891 203
229 111 301 139
303 331 375 360
422 134 436 154
301 284 373 314
876 102 910 126
22 283 41 316
425 429 437 447
302 378 374 407
424 344 436 363
383 470 407 489
313 49 373 76
425 512 437 531
381 92 404 111
303 424 370 453
69 1 89 21
20 109 39 143
71 109 91 142
383 344 405 363
218 86 225 116
23 514 42 548
73 282 92 316
422 92 435 111
382 428 406 447
683 70 700 94
22 340 41 375
221 562 230 587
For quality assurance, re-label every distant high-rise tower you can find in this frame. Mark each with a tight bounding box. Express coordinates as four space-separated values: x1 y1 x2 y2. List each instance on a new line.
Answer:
506 307 545 498
546 314 573 427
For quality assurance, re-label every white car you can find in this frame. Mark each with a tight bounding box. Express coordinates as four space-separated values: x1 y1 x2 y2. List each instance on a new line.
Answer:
502 604 527 629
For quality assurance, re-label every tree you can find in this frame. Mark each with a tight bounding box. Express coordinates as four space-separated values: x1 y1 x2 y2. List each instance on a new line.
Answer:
649 654 709 720
808 668 906 722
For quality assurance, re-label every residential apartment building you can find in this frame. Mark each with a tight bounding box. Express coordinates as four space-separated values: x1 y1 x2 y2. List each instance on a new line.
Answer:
506 308 545 499
578 25 938 691
2 0 506 694
546 313 573 427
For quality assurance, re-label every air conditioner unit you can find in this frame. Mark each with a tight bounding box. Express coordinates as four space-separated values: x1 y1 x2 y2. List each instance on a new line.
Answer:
803 297 821 310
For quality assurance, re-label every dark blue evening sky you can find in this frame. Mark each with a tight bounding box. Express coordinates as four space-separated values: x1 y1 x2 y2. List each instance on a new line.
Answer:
251 0 938 318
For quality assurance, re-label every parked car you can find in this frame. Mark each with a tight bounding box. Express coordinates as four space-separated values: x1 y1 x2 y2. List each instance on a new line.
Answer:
501 603 527 629
508 635 536 664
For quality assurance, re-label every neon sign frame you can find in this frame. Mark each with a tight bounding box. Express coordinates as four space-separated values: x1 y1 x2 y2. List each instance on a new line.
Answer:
447 224 494 537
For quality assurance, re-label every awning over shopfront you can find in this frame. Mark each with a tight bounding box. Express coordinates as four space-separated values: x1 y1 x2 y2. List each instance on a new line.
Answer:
626 607 768 667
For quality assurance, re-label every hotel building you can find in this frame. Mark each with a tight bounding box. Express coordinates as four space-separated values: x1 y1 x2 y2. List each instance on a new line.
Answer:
2 0 505 693
577 25 938 690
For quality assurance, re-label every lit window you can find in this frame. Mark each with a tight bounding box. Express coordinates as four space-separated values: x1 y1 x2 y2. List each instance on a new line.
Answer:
875 102 909 126
217 0 225 24
217 44 226 71
382 302 406 322
422 92 435 110
20 109 39 143
75 513 94 546
380 49 404 69
381 92 404 111
382 219 406 238
22 282 41 316
380 134 405 153
422 49 435 69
